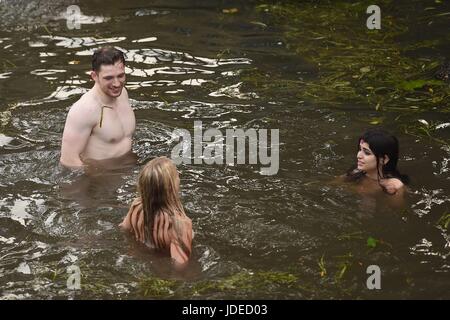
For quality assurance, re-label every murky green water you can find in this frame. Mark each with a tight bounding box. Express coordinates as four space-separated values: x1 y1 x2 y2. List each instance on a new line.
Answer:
0 0 449 299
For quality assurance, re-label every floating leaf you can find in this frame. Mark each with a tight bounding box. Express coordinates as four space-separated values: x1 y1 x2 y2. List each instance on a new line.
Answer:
336 263 349 280
332 81 350 88
404 97 424 102
436 123 450 130
222 8 238 14
367 237 378 248
369 117 383 125
433 11 450 17
398 79 444 91
337 231 364 241
318 255 326 277
250 21 268 28
360 66 371 73
437 213 450 229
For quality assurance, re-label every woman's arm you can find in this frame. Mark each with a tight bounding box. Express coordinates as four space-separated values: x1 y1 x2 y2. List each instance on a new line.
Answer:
379 178 404 195
119 198 145 242
170 218 193 267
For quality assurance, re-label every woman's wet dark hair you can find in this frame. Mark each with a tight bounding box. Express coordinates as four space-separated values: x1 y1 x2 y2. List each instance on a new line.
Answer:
92 47 125 72
346 128 409 185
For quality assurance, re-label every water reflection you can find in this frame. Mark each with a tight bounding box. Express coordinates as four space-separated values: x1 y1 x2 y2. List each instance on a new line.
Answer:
59 151 138 208
41 36 127 49
0 0 449 299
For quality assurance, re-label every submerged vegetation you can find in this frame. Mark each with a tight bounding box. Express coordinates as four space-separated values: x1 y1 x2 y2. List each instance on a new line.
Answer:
437 212 450 230
191 271 300 297
239 0 449 144
0 0 448 300
138 276 178 298
244 0 449 107
402 119 450 146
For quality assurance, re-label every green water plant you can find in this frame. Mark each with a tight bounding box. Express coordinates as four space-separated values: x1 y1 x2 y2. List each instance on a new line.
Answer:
240 0 450 115
437 212 450 230
138 277 178 298
192 271 299 295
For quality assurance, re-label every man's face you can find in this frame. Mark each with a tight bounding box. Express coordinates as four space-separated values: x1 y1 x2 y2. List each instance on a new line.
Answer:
92 61 126 98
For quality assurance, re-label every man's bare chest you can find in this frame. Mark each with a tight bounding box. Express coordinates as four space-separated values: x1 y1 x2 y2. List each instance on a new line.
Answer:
92 104 135 143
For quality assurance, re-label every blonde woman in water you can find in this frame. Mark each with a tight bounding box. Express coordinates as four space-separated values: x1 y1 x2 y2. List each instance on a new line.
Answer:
120 156 193 266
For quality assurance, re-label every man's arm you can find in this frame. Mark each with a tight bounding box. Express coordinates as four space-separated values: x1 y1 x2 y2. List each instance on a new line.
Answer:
60 103 96 168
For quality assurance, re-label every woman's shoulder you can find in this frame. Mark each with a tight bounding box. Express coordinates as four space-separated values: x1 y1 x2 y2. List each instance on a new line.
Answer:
119 198 143 231
173 214 193 237
386 177 404 188
131 197 142 207
331 171 363 185
127 198 143 218
175 214 192 227
380 177 405 195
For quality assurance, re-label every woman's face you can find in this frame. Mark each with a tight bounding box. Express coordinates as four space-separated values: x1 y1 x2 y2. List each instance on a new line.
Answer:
357 140 378 173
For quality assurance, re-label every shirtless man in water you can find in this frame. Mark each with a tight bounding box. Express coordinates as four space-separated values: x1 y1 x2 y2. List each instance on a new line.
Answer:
60 47 136 168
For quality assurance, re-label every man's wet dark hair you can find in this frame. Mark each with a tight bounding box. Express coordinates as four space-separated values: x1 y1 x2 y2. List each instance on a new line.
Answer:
92 47 125 72
346 128 409 186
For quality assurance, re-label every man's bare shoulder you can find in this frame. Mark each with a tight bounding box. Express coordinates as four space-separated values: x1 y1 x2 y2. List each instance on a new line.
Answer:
70 91 100 114
67 91 102 123
118 87 131 106
65 91 101 129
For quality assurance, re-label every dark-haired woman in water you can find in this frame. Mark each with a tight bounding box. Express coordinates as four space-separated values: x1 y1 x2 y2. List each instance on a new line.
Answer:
344 128 409 197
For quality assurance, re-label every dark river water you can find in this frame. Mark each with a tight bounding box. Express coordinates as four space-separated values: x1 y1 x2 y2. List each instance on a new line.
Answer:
0 0 449 299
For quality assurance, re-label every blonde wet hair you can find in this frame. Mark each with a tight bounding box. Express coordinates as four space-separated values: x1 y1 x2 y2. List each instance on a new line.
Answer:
137 156 190 258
